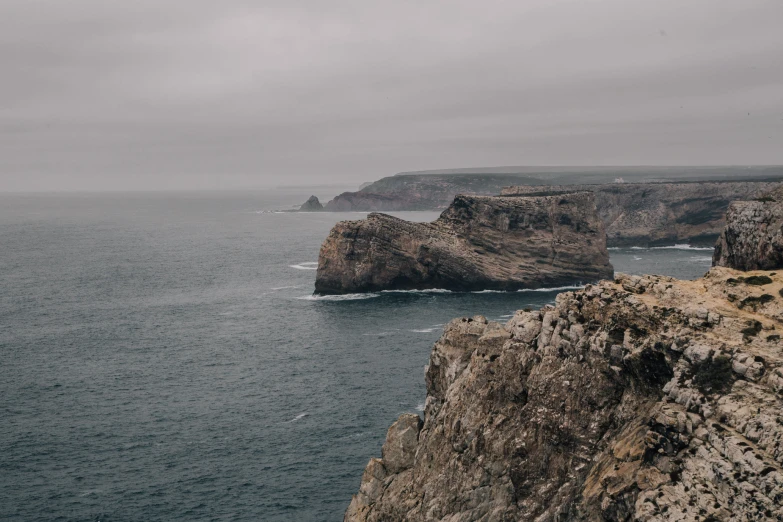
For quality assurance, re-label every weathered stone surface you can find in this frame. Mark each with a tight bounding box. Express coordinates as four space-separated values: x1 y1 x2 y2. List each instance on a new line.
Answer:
713 186 783 270
345 268 783 521
315 193 613 294
298 195 323 211
502 181 780 247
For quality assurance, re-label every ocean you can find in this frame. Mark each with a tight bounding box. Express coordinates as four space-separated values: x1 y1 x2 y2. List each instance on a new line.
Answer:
0 191 714 521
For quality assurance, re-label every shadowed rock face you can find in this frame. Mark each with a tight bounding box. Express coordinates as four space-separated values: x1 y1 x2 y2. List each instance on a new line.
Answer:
345 268 783 521
314 193 613 294
502 181 780 247
713 186 783 271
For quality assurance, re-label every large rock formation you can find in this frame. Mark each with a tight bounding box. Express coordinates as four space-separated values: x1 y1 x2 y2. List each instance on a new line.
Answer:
713 186 783 270
314 193 613 294
345 268 783 521
502 181 781 246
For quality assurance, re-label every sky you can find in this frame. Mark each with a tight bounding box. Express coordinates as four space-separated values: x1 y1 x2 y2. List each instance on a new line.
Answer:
1 0 782 191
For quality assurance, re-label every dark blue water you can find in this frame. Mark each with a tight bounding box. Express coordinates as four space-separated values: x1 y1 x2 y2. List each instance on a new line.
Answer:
0 191 713 521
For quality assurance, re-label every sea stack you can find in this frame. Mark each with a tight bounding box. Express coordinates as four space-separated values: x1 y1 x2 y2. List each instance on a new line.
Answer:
299 195 324 211
713 185 783 270
314 193 614 294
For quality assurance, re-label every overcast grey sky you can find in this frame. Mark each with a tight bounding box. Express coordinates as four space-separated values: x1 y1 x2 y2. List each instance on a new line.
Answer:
1 0 782 191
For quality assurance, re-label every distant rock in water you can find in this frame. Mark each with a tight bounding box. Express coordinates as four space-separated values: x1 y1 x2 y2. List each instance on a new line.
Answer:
314 193 613 294
713 185 783 270
299 195 323 211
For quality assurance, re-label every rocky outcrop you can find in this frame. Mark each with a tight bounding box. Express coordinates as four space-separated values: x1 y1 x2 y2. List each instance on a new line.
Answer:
299 195 323 211
345 268 783 521
502 181 781 247
314 193 613 294
713 186 783 270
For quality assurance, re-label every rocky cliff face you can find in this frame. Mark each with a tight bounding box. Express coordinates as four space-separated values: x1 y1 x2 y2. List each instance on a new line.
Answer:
502 181 780 247
314 193 613 294
345 268 783 521
713 187 783 271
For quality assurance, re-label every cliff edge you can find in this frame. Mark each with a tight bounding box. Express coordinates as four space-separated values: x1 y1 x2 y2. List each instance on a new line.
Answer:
314 193 613 294
346 268 783 521
713 186 783 271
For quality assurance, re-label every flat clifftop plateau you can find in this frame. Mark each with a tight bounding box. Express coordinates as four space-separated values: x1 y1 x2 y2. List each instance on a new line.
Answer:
346 268 783 521
713 186 783 271
314 193 613 294
503 181 781 246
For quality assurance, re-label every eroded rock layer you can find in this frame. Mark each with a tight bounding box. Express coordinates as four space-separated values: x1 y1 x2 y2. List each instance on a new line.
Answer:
345 269 783 521
502 181 780 247
314 193 613 294
713 187 783 271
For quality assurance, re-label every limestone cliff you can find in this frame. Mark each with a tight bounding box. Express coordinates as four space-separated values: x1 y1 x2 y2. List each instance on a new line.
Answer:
502 181 781 247
314 193 613 294
713 186 783 271
345 268 783 521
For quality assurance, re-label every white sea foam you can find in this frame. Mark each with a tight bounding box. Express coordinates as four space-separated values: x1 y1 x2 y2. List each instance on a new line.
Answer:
271 285 302 290
288 413 308 422
410 327 438 333
633 256 643 261
289 262 318 270
415 403 425 412
649 244 714 251
517 284 585 293
297 293 380 301
689 256 713 263
380 288 453 294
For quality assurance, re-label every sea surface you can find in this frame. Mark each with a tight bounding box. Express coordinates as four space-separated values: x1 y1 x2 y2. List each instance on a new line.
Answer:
0 191 714 521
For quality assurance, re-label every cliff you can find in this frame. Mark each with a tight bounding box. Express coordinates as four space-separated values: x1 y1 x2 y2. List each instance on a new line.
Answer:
502 181 781 247
346 268 783 521
314 193 613 294
322 168 783 214
713 186 783 271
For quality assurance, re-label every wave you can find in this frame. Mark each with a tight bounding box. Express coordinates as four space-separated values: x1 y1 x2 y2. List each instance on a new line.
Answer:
410 327 439 333
689 256 713 262
633 256 643 261
518 284 585 293
649 244 714 251
380 288 453 294
289 262 318 270
297 293 380 301
288 413 308 423
415 403 425 412
271 285 302 290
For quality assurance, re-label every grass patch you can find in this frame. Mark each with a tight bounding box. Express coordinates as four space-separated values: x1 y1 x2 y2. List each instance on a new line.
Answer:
739 294 775 310
741 320 763 339
693 355 734 394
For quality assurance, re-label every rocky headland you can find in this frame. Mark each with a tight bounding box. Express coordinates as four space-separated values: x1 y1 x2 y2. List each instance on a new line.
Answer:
346 267 783 521
502 181 781 247
314 193 613 294
344 191 783 521
713 187 783 271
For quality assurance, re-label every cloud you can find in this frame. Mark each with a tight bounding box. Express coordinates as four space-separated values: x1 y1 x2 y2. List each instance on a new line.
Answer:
1 0 782 190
